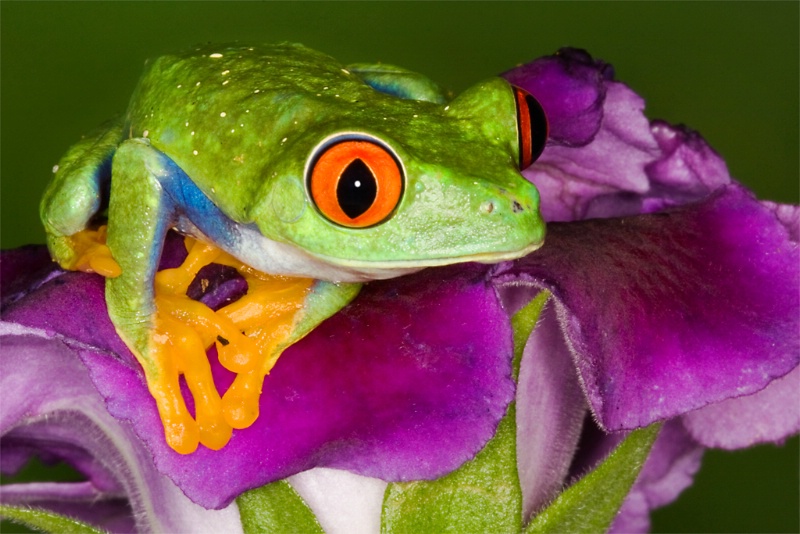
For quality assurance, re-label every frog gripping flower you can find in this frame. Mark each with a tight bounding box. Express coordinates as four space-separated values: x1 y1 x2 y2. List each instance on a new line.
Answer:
39 43 549 454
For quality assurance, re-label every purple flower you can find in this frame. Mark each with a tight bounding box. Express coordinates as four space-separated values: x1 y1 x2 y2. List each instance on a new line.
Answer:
2 48 797 532
502 48 798 529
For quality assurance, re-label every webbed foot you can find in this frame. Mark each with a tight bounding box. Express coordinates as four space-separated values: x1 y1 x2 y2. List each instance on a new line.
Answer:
61 225 122 278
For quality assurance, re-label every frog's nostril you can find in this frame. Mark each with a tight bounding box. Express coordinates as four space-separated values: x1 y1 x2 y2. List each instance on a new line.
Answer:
480 200 495 214
512 200 523 213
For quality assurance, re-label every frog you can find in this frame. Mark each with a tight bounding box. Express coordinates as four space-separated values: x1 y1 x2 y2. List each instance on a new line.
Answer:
40 43 548 454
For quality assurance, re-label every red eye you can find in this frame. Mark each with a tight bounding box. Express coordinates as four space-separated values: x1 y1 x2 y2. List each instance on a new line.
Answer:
308 138 404 228
513 86 548 170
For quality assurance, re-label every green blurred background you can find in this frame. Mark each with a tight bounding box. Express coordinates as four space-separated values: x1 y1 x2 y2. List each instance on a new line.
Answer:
1 2 797 532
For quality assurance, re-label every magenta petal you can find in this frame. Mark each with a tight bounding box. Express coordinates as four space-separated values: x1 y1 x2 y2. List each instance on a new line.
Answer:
3 252 513 509
494 184 799 431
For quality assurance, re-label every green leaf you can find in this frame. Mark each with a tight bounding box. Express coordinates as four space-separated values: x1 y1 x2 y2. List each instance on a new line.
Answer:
237 479 324 534
525 423 662 534
0 504 105 534
380 293 549 534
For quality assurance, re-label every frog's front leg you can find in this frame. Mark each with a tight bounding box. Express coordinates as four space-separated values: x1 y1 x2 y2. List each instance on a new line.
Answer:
40 118 124 276
105 139 227 454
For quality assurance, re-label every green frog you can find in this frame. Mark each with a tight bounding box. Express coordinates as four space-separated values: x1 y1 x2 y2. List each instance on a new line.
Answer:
40 43 548 453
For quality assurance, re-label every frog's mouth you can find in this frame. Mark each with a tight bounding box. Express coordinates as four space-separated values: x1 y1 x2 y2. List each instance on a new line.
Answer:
309 239 544 281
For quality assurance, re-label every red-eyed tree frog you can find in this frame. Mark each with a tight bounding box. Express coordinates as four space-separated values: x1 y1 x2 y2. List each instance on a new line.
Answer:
40 43 548 454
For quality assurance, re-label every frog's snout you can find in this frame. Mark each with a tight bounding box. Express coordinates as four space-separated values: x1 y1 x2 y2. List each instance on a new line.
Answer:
478 195 532 216
474 178 545 255
479 181 540 219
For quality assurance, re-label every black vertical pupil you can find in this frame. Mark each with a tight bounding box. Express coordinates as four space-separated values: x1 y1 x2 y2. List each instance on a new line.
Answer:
525 94 547 163
337 159 377 219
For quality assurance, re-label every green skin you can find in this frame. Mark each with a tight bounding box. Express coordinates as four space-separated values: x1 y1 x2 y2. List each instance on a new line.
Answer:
40 43 545 379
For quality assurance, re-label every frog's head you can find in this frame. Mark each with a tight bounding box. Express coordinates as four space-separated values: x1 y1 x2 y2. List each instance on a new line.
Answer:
252 77 548 280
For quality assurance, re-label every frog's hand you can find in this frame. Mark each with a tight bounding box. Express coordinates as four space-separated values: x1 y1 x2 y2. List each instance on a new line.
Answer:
40 118 125 271
347 63 448 104
105 138 228 454
217 278 362 429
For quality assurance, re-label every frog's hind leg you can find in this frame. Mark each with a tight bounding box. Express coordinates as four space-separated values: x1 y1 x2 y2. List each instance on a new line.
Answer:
41 118 125 276
105 139 228 454
215 274 362 429
346 63 448 104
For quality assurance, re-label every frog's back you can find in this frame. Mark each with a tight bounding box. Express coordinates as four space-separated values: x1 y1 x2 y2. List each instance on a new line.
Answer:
125 43 377 223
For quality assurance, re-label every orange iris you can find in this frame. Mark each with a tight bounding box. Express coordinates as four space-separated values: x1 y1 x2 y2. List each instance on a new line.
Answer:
309 139 403 228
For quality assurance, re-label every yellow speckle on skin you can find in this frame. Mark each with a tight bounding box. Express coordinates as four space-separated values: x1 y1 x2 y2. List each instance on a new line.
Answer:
220 112 227 117
193 150 199 155
185 121 189 127
245 109 250 113
254 90 260 94
281 137 288 144
222 80 229 86
196 81 201 87
52 165 59 173
210 53 223 58
231 129 235 133
143 130 149 138
222 70 230 75
444 105 450 111
234 154 245 163
341 69 350 75
191 131 195 136
177 84 182 89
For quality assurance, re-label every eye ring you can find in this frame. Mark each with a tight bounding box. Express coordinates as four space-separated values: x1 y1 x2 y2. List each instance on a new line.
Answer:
307 135 404 228
512 86 548 170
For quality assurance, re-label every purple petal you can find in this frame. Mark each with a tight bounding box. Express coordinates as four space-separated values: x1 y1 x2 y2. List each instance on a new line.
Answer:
186 264 249 311
505 50 735 223
516 303 586 520
0 323 242 533
610 421 704 534
682 364 800 449
502 48 613 147
494 184 799 431
645 121 730 203
0 245 62 310
3 248 513 509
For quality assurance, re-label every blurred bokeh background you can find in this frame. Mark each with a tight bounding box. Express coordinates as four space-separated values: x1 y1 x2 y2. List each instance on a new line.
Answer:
2 2 797 532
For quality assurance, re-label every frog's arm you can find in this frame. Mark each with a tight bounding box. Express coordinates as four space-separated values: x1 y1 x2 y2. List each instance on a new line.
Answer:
105 139 360 453
347 63 448 104
40 118 125 272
